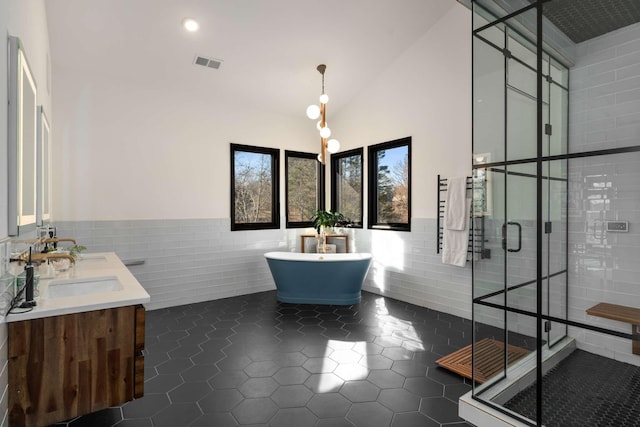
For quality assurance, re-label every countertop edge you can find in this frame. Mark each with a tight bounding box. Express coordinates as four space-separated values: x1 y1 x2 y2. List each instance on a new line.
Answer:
5 252 151 323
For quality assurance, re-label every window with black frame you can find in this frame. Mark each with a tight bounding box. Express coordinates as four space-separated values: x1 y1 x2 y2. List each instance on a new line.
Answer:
230 143 280 231
368 137 411 231
285 150 324 228
330 148 363 227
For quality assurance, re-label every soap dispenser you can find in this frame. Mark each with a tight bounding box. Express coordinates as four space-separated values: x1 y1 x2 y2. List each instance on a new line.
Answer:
19 248 37 308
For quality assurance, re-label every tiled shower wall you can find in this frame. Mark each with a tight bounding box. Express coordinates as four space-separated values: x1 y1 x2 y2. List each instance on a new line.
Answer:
55 218 473 317
568 21 640 366
0 237 10 427
472 217 567 340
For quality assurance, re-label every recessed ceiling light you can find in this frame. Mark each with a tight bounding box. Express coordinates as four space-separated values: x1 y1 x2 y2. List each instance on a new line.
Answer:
182 18 199 32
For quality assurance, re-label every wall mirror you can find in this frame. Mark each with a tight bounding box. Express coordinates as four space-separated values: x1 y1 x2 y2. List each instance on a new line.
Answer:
8 36 38 236
37 106 52 225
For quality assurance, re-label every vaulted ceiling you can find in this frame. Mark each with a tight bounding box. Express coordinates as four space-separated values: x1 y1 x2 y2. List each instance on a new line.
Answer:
45 0 640 119
45 0 457 117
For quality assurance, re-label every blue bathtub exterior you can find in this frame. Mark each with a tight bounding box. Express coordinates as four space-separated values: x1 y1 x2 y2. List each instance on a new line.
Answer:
265 255 372 305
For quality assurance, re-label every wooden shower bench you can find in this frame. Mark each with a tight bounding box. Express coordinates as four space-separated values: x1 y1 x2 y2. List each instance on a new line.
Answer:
586 303 640 355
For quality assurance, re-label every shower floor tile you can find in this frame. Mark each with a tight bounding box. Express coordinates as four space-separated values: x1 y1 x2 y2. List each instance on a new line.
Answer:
504 349 640 427
48 290 475 427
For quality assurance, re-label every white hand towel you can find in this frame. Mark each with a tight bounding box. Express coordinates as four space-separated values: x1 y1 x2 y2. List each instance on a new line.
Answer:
442 177 470 267
444 177 467 231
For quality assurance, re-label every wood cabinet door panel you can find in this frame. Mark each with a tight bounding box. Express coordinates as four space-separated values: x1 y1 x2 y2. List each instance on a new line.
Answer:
8 306 139 427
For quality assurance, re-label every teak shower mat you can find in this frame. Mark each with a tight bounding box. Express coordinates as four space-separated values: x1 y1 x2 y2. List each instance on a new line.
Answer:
436 338 531 383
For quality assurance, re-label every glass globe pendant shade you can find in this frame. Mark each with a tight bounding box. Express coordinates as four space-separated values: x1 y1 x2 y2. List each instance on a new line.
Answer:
319 93 329 104
306 105 321 120
326 139 340 153
316 120 328 131
319 126 331 139
317 153 323 162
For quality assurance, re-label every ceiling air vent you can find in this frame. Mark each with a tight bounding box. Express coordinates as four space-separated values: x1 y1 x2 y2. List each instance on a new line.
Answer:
193 55 223 70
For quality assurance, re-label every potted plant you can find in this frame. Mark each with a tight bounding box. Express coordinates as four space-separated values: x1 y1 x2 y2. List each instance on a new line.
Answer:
45 243 87 259
311 210 348 253
68 244 88 260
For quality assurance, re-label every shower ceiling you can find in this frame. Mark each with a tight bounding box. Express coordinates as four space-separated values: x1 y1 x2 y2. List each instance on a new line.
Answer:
538 0 640 43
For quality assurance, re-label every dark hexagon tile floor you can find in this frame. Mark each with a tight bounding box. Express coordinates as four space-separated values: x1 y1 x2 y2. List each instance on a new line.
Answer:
504 349 640 427
50 291 475 427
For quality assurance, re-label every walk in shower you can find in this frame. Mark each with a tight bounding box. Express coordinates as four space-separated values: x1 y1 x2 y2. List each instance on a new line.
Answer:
467 1 640 426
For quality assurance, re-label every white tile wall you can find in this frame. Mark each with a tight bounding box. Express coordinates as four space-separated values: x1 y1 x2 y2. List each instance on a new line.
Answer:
570 21 640 152
471 215 567 339
0 237 10 427
0 239 13 318
0 322 6 427
568 21 640 366
54 218 474 318
56 219 283 310
356 219 473 319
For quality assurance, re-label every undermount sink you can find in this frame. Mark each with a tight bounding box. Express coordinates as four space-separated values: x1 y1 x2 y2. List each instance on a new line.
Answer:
47 276 123 298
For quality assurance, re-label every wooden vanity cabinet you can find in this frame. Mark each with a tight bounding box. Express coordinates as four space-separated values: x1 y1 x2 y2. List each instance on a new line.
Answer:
8 305 146 427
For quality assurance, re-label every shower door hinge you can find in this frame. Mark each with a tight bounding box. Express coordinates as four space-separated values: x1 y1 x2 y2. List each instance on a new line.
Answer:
545 221 552 234
544 321 551 332
545 123 553 136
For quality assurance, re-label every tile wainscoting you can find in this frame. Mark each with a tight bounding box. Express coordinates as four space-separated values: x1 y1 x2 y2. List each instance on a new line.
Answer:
54 218 473 317
0 237 10 427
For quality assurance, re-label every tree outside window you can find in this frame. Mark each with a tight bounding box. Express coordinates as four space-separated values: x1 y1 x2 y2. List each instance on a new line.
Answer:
368 137 411 231
285 150 324 228
231 144 280 230
331 148 363 227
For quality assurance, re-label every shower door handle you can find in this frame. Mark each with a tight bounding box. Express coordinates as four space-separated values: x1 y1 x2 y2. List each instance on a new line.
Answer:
502 222 522 253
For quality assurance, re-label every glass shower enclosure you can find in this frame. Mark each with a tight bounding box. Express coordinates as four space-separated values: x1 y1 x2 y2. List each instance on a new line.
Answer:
470 1 640 426
471 1 569 425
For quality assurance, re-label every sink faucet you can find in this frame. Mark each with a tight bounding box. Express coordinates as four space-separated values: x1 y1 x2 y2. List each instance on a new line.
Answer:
42 237 77 252
13 252 76 265
42 238 76 244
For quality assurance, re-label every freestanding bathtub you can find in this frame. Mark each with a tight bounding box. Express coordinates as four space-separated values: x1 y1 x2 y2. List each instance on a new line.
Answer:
264 252 372 305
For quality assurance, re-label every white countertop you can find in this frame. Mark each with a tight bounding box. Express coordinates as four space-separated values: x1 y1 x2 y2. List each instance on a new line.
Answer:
6 252 150 322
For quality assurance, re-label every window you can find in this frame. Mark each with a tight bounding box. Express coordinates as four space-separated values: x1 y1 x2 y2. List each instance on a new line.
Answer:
368 137 411 231
330 148 363 227
285 150 324 228
230 144 280 231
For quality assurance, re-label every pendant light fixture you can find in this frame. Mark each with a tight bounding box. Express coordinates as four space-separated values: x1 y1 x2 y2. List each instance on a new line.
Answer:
306 64 340 163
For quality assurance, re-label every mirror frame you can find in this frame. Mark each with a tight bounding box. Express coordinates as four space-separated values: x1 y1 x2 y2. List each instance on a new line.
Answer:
37 106 52 225
8 36 38 236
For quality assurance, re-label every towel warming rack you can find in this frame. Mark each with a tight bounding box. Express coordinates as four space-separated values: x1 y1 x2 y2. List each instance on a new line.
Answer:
437 174 490 260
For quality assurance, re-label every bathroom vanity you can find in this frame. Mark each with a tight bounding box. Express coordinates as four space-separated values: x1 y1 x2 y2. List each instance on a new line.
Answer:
6 253 150 427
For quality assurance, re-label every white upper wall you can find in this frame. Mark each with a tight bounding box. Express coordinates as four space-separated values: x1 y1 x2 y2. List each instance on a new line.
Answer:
52 1 471 223
51 70 316 221
332 3 472 219
0 0 52 237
